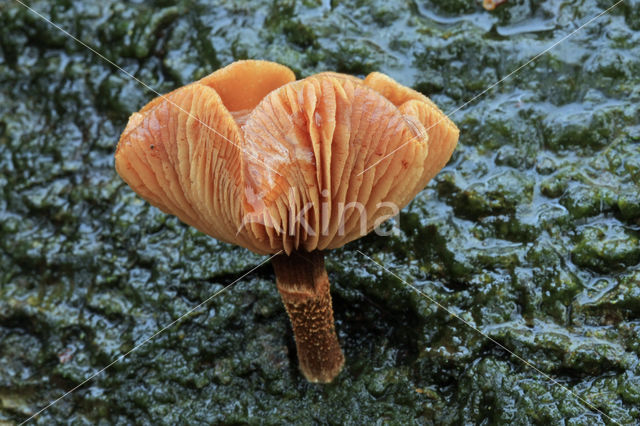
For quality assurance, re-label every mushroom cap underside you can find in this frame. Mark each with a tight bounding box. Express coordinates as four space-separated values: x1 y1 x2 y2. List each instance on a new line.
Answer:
115 60 459 254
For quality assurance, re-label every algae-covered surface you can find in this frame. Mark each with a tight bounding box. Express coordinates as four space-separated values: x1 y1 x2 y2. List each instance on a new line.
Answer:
1 0 640 424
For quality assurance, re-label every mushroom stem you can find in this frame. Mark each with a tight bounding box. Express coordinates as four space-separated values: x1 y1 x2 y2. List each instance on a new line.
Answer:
272 250 344 383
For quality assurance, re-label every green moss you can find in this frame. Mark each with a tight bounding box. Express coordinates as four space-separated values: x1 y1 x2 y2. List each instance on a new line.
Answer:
572 225 640 273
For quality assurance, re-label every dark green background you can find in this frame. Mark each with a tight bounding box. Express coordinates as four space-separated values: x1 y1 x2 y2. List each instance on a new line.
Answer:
1 0 639 424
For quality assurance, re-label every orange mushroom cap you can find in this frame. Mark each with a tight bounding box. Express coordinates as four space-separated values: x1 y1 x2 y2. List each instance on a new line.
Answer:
115 60 459 254
483 0 508 11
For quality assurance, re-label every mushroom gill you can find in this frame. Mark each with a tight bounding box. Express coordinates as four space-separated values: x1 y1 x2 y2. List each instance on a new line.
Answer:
115 60 459 383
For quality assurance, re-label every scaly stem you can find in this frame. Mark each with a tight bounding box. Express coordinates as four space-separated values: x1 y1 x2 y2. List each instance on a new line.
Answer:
272 250 344 383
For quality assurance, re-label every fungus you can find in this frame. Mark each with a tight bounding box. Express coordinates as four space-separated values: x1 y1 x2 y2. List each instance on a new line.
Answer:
483 0 508 11
115 60 459 383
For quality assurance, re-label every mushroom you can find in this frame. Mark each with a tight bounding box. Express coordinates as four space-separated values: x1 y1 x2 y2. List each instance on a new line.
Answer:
483 0 508 11
115 60 459 383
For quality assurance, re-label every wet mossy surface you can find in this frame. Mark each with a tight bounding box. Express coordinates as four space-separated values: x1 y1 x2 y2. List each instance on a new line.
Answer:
1 0 640 424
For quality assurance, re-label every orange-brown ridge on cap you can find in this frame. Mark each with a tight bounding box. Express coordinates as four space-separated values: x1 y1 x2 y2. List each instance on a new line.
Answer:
483 0 508 11
115 60 459 383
